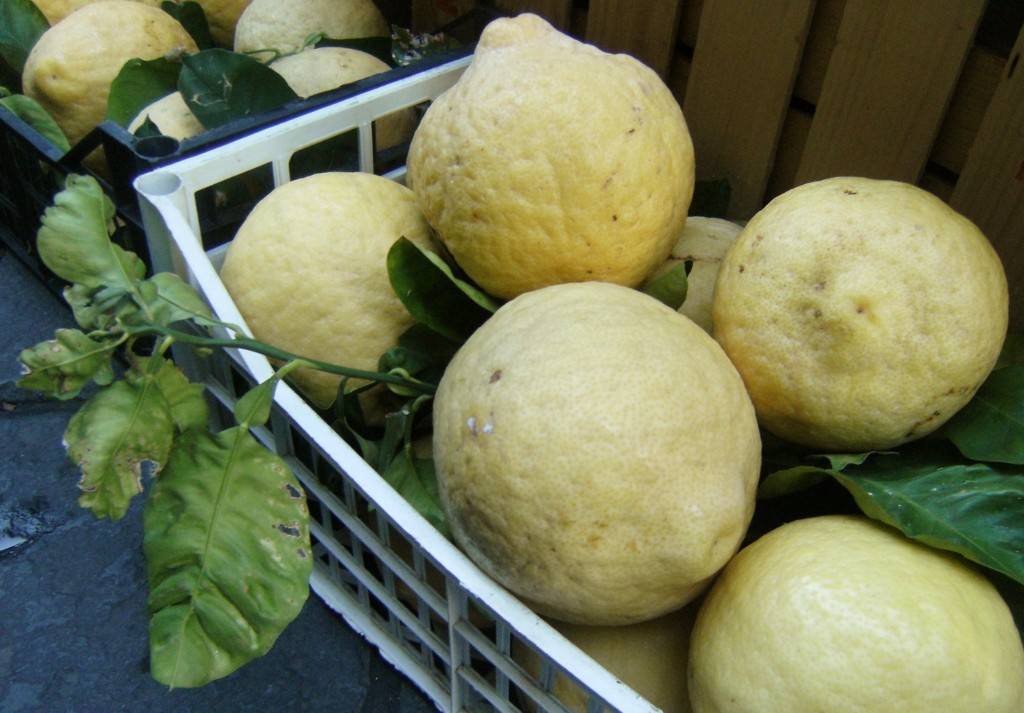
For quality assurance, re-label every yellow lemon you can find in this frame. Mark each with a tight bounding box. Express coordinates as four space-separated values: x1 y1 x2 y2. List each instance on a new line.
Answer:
644 216 742 334
712 176 1008 451
518 605 697 713
128 92 204 141
687 514 1024 713
22 0 198 149
233 0 390 58
268 47 415 150
219 171 434 415
189 0 253 47
406 13 695 299
30 0 162 25
432 281 761 625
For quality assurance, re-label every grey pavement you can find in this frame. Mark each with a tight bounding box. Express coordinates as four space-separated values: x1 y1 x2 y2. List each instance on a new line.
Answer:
0 248 437 713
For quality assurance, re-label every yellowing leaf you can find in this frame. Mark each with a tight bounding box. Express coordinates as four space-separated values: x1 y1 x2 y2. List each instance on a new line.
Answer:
65 378 176 520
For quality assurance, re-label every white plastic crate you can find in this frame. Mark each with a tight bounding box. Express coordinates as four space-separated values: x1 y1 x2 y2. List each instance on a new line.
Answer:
133 55 662 713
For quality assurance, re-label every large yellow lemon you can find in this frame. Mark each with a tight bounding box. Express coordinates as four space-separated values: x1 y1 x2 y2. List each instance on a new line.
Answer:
406 13 695 300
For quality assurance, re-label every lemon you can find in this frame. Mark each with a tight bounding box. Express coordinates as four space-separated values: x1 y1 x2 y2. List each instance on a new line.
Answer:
128 92 204 141
22 0 198 149
218 172 434 415
687 514 1024 712
268 47 415 150
233 0 390 58
644 216 742 334
432 281 761 625
712 176 1008 452
406 13 695 300
518 605 697 713
31 0 162 25
189 0 253 47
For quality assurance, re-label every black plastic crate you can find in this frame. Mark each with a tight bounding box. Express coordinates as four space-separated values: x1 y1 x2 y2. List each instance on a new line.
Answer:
0 5 500 294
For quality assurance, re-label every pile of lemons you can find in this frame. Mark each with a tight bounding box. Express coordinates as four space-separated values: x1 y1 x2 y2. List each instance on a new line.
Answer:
198 11 1022 713
20 0 409 153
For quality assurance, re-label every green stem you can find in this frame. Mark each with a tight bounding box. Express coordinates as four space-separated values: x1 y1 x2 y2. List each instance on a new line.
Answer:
125 324 437 395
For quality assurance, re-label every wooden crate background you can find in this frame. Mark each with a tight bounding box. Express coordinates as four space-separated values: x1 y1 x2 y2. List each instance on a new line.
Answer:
410 0 1024 331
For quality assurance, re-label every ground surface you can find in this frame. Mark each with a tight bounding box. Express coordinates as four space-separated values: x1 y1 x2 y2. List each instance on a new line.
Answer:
0 249 437 713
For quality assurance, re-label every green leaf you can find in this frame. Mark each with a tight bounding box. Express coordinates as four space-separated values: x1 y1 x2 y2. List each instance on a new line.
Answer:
832 445 1024 587
63 283 132 330
0 92 69 152
757 465 832 499
143 426 312 688
133 272 215 327
142 356 208 433
387 236 499 342
379 322 461 388
178 48 298 130
160 0 214 50
107 57 181 126
640 259 689 309
17 328 118 399
996 333 1024 369
132 115 164 139
65 377 176 520
0 0 48 81
943 364 1024 465
381 449 448 538
689 178 731 218
36 174 146 290
235 361 309 429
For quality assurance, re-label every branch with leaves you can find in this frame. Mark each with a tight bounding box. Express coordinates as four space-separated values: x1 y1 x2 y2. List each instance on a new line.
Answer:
13 174 440 686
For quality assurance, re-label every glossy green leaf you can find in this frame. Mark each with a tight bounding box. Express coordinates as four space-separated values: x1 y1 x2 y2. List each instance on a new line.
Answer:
65 377 176 520
757 465 832 499
832 445 1024 586
996 333 1024 369
17 328 118 399
233 361 308 429
37 174 146 290
107 57 181 126
160 0 213 50
0 92 69 152
0 0 48 81
143 426 312 688
381 449 447 538
640 259 689 310
943 364 1024 464
379 322 461 389
387 236 498 342
179 48 298 129
689 178 731 218
757 451 880 498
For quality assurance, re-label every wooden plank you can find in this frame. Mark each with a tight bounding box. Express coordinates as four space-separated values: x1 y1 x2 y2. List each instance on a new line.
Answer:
790 0 845 105
682 0 816 219
794 0 987 186
930 46 1006 175
950 27 1024 331
583 0 685 77
765 106 813 204
494 0 573 30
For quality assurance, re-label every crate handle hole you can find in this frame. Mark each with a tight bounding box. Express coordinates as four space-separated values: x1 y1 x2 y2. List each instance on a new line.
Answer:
135 170 183 198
